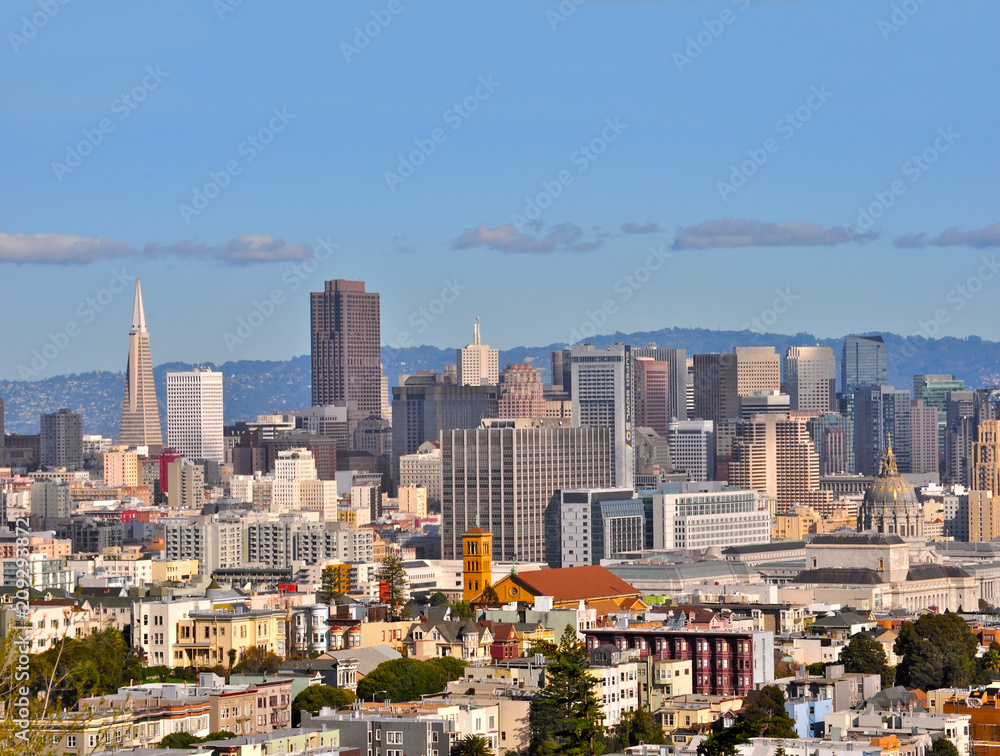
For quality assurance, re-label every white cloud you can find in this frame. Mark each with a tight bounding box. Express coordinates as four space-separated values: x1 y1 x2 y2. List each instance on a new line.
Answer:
672 218 876 250
0 232 314 265
453 222 605 253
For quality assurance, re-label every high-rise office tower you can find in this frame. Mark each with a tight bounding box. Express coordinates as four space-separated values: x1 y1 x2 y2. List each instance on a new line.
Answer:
667 419 715 481
909 399 940 475
551 348 573 394
391 372 498 479
972 419 1000 495
729 413 833 514
915 374 965 459
119 280 163 448
570 343 634 489
631 347 688 422
498 364 545 419
40 408 83 470
311 280 383 417
945 390 975 485
738 390 790 420
166 368 225 463
807 412 855 474
692 353 739 436
633 357 670 436
440 419 612 562
783 346 836 412
733 346 780 396
853 385 910 476
457 320 499 387
841 335 887 395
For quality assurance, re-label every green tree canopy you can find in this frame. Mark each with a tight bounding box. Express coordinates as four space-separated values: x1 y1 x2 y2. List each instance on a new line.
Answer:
356 657 464 702
928 737 960 756
840 633 895 687
29 627 144 709
895 613 986 689
451 600 474 621
430 592 451 606
232 646 283 675
292 685 356 725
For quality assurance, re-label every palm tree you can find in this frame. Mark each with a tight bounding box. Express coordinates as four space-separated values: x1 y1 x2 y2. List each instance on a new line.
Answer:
452 734 494 756
984 646 1000 674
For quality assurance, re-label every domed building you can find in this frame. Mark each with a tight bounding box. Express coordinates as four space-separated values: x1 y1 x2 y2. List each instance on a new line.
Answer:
856 443 923 540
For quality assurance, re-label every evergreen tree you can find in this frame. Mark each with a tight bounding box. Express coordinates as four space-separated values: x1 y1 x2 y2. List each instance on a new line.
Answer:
895 613 984 689
318 565 341 604
528 626 604 756
377 553 409 620
839 633 895 687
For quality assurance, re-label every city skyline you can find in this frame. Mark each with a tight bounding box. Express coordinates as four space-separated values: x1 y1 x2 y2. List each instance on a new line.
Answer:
2 1 999 380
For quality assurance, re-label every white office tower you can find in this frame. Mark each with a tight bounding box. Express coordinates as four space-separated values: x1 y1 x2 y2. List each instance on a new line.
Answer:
667 419 715 482
570 343 634 489
783 346 837 412
273 448 337 520
166 367 224 463
456 319 499 386
653 487 771 550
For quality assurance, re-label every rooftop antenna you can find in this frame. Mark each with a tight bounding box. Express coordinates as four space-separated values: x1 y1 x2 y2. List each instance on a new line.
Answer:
474 318 481 345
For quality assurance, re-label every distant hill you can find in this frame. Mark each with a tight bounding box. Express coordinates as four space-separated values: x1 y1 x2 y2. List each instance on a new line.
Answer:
3 327 1000 437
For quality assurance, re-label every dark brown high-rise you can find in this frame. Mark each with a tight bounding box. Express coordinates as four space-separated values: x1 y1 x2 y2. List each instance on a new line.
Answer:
311 280 383 416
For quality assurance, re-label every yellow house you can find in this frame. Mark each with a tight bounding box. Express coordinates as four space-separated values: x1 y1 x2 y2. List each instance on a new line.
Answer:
174 605 286 667
358 619 416 652
150 559 200 583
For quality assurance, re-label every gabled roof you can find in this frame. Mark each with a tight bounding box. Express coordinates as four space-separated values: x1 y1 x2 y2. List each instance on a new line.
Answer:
811 611 873 629
509 565 640 602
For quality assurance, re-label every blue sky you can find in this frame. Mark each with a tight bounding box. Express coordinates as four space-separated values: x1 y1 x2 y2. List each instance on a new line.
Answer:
2 0 999 381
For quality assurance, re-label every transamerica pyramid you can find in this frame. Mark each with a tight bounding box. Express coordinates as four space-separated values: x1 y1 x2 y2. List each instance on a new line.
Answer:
119 279 163 449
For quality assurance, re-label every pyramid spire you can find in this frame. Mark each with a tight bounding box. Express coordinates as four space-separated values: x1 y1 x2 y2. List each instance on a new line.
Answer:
120 279 162 447
131 279 147 334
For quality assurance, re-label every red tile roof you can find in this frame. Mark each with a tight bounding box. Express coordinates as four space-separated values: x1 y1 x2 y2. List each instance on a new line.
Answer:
514 565 640 602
